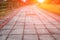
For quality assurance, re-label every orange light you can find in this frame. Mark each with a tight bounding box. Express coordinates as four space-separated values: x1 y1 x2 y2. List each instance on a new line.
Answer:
38 0 44 3
23 0 26 2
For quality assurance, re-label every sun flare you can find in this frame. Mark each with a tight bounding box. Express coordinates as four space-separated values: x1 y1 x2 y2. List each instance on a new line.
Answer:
38 0 44 3
23 0 26 2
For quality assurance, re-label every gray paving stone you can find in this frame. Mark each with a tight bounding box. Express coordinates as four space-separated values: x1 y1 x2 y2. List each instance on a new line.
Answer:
24 35 38 40
10 29 23 34
32 19 42 24
0 29 10 34
45 24 56 28
25 25 34 29
39 17 51 24
17 18 25 22
0 5 60 40
7 21 15 25
15 23 24 26
0 35 7 40
37 28 49 34
48 28 60 34
24 28 36 34
9 17 18 23
2 25 13 29
25 22 33 25
53 35 60 40
47 18 60 24
7 35 22 40
35 24 45 29
13 25 24 29
55 24 60 28
39 35 54 40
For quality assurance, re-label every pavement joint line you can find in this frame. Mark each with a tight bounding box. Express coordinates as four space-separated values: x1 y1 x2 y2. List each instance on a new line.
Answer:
32 8 57 40
31 16 40 40
35 9 60 30
1 34 60 35
35 13 57 40
22 13 26 40
5 13 21 40
0 5 60 40
38 11 60 30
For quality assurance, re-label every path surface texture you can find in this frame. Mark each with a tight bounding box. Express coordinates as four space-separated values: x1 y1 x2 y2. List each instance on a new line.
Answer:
0 5 60 40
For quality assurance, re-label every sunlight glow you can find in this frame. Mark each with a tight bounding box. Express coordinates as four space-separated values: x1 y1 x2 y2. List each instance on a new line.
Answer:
38 0 44 3
23 0 26 2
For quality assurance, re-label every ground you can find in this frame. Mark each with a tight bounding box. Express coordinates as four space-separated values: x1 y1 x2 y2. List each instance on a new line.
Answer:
0 5 60 40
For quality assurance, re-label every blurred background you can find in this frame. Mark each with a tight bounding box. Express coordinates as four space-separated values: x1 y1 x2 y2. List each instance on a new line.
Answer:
0 0 60 18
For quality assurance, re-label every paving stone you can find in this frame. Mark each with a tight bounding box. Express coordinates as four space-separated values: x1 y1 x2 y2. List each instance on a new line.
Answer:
24 35 38 40
7 35 22 40
2 25 13 29
39 17 51 24
25 22 33 25
48 28 60 34
55 24 60 28
24 28 36 34
0 29 10 34
45 24 56 28
32 19 42 24
15 23 24 26
17 18 25 23
35 24 45 29
9 17 18 23
13 25 24 29
0 5 60 40
25 25 34 29
37 28 49 34
53 35 60 40
39 35 54 40
0 35 7 40
7 21 15 25
10 29 23 34
47 18 60 24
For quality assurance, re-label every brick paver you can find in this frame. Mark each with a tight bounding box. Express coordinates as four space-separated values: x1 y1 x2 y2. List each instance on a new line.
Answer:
0 5 60 40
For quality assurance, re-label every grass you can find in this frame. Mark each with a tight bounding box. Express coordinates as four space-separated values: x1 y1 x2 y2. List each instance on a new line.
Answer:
38 4 60 15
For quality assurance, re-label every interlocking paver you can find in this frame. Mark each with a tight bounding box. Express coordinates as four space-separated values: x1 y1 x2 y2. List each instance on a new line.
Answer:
0 29 11 34
55 24 60 28
24 35 38 40
24 28 36 34
37 28 49 34
10 29 23 34
45 24 56 28
25 25 34 29
39 35 55 40
35 24 45 29
0 5 60 40
53 35 60 40
47 28 60 34
2 25 13 29
0 35 7 40
7 35 22 40
15 22 24 26
13 25 24 29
